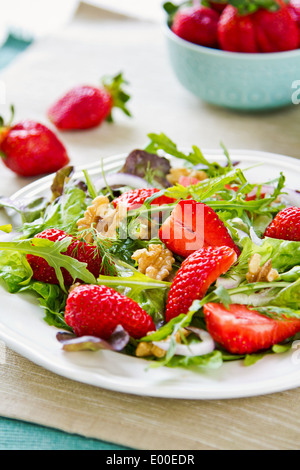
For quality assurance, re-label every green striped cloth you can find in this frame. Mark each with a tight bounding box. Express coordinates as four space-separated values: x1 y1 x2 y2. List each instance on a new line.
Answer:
0 33 130 451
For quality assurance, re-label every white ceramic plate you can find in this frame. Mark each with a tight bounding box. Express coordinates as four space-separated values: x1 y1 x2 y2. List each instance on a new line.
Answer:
1 149 300 400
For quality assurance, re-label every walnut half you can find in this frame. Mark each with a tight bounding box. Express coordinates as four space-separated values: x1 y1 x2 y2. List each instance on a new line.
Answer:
246 253 279 283
131 244 175 281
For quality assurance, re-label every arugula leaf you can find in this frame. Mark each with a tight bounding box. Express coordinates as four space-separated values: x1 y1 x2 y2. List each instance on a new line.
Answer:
0 237 97 292
145 132 233 176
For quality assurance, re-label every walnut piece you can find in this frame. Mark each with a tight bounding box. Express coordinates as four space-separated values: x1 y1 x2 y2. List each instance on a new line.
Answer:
166 167 207 186
77 195 125 241
136 329 190 358
136 341 166 358
131 243 175 281
246 253 279 283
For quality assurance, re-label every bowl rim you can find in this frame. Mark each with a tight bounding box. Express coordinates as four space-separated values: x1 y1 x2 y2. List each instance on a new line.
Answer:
163 21 300 61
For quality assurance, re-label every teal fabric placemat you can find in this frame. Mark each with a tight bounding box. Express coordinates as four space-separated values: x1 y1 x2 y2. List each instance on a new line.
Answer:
0 33 32 70
0 34 130 451
0 417 130 450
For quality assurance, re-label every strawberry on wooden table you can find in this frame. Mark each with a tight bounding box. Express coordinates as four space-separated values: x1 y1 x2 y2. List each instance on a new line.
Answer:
48 73 131 131
159 199 240 258
203 303 300 354
218 0 299 52
0 110 69 177
171 5 220 48
65 284 155 340
27 229 104 286
165 246 237 321
264 206 300 241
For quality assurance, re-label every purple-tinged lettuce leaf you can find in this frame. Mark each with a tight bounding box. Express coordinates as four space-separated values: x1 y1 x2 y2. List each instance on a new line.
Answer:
51 166 74 200
56 325 130 352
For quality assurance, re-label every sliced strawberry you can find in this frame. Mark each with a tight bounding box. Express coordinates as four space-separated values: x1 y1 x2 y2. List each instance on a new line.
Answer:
113 188 176 210
65 284 155 339
27 229 104 286
204 303 300 354
264 207 300 241
165 246 237 322
159 199 240 258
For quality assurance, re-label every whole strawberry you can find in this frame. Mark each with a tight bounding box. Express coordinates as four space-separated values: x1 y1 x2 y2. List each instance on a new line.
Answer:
27 229 104 286
0 111 69 177
48 73 131 131
218 1 299 52
204 303 300 354
264 206 300 241
165 246 237 322
171 6 220 48
65 284 155 340
159 200 240 258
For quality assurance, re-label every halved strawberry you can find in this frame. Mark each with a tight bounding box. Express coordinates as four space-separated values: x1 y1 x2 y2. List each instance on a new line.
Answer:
165 246 237 322
204 303 300 354
27 229 104 286
159 199 240 258
112 188 176 210
264 206 300 241
65 284 155 340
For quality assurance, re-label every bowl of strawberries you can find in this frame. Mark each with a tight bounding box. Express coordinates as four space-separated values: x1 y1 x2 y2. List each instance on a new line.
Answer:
164 0 300 110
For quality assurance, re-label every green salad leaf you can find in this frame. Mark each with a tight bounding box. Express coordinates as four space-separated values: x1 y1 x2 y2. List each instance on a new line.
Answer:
145 132 234 176
0 237 97 292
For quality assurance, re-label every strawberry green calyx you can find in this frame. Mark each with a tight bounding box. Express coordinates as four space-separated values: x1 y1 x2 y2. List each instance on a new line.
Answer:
223 0 289 15
101 72 131 122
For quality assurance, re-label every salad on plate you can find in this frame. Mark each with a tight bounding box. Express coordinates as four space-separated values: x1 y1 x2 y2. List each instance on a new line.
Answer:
1 132 300 372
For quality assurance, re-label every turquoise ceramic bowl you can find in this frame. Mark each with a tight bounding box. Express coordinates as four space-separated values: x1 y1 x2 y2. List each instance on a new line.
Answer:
164 23 300 111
